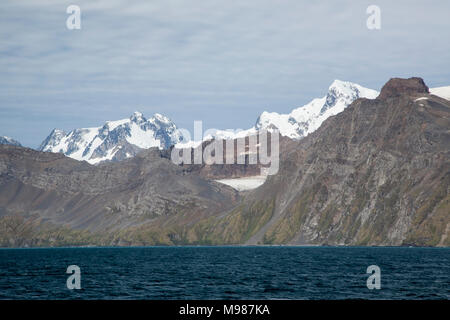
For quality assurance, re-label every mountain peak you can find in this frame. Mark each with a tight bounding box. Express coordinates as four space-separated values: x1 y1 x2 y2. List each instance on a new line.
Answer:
322 80 361 114
38 128 66 151
49 128 66 137
327 79 365 98
328 79 352 90
151 113 171 124
249 81 379 141
378 77 429 99
130 111 146 123
0 136 22 147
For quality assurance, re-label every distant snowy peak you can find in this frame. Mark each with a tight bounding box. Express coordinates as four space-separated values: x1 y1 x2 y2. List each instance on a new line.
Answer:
254 80 379 139
0 136 22 147
175 80 379 148
181 80 378 145
40 81 381 162
38 129 66 151
39 112 183 164
322 80 377 113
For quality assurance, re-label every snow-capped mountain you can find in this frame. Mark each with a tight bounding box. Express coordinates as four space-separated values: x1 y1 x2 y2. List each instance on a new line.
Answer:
0 136 22 147
177 80 379 148
39 80 381 163
253 80 379 139
39 112 184 164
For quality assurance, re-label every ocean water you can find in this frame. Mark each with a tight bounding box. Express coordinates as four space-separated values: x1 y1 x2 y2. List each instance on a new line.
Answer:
0 246 448 300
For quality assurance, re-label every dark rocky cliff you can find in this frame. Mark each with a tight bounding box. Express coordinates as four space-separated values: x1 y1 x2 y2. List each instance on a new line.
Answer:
211 77 449 246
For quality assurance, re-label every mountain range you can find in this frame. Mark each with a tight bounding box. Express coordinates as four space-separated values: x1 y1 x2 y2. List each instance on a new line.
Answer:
37 80 378 163
7 80 449 166
176 80 380 148
0 77 448 247
3 81 450 166
209 80 379 141
38 112 184 164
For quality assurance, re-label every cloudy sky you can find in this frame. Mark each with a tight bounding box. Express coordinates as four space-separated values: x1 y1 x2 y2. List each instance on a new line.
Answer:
1 0 449 147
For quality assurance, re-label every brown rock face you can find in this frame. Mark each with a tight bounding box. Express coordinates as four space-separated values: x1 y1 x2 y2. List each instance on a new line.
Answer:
378 77 429 99
0 146 238 246
215 77 449 247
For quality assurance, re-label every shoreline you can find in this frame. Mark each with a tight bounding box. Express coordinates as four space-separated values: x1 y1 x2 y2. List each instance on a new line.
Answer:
1 244 448 249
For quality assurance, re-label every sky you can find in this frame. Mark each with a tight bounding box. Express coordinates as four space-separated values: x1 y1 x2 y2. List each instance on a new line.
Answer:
0 0 449 148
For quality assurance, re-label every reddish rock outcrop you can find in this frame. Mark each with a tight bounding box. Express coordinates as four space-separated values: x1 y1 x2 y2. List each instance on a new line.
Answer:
378 77 429 99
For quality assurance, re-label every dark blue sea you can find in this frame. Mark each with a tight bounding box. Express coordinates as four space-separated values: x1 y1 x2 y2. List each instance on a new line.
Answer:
0 246 448 299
